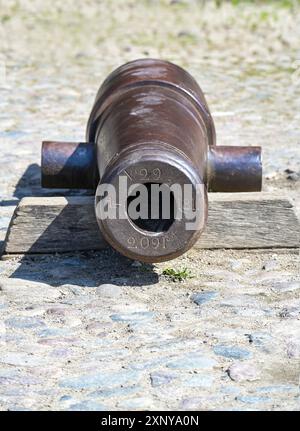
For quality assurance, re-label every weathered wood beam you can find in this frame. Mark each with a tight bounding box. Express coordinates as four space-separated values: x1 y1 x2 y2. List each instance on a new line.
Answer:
3 193 300 254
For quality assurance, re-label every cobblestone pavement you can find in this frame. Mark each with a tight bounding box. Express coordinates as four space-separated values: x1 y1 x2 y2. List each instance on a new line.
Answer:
0 0 299 410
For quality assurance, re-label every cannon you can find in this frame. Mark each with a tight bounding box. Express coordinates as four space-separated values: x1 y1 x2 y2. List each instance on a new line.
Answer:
41 59 262 262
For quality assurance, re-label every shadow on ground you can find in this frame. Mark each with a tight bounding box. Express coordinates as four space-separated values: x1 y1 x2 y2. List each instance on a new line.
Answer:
4 164 159 287
1 163 94 207
9 249 159 287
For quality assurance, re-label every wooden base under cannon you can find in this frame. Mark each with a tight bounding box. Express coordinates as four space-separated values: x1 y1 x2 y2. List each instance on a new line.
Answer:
3 192 300 255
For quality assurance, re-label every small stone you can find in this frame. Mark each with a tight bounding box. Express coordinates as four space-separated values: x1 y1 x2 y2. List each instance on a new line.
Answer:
236 395 270 405
177 30 195 39
5 405 32 411
170 0 184 5
59 370 140 389
117 397 155 410
261 260 278 271
229 259 243 270
38 337 77 346
166 354 217 370
67 400 107 411
272 282 300 293
67 286 84 296
131 261 142 267
150 371 176 387
286 339 300 359
20 375 42 385
128 358 165 371
46 307 66 316
220 295 258 308
183 374 214 388
50 348 71 358
284 168 294 175
286 172 299 181
246 332 273 350
1 279 61 302
64 316 82 328
110 311 154 323
0 370 40 386
191 291 218 306
213 345 252 360
96 284 122 298
5 316 45 329
0 353 49 367
59 395 72 402
220 385 240 395
85 322 111 331
179 397 203 410
91 385 141 398
38 328 71 337
227 362 260 382
255 385 298 394
235 308 268 318
279 307 300 319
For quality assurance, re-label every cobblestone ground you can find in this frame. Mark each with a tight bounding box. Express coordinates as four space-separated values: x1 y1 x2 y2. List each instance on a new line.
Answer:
0 0 299 411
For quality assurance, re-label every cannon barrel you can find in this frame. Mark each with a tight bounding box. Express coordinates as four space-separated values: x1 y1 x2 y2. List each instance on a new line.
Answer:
41 59 262 262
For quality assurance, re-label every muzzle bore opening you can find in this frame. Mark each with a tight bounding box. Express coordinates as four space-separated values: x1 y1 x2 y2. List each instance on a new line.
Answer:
126 182 175 233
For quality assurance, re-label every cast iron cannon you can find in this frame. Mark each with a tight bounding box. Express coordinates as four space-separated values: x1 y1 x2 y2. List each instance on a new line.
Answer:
41 59 262 262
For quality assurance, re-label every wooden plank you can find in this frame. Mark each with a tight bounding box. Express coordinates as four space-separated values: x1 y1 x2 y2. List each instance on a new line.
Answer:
3 193 300 254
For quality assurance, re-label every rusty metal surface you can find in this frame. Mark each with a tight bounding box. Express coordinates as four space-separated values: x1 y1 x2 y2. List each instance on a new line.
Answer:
41 59 262 262
42 141 98 189
86 58 216 150
208 146 262 192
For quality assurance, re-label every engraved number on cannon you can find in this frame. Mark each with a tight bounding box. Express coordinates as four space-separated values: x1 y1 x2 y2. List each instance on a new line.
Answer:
127 236 169 249
130 168 161 181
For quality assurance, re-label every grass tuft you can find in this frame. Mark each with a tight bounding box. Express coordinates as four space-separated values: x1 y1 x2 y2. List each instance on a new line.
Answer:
162 267 193 282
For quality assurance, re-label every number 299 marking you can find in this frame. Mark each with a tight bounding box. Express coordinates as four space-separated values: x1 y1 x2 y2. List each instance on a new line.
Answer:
131 168 161 181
